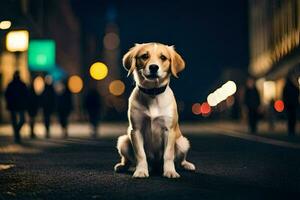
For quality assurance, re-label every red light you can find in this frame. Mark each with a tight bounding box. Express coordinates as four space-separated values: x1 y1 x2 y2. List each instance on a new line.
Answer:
192 103 201 115
274 100 284 112
200 102 211 115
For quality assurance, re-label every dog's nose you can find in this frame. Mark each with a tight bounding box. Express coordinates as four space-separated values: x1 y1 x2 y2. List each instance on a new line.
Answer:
149 64 159 73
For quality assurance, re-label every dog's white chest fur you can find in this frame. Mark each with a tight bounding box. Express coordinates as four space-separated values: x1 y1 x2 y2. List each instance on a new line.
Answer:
129 86 175 159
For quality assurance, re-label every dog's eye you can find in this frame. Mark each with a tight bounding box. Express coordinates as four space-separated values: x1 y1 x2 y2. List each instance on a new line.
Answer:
140 53 149 60
160 55 167 61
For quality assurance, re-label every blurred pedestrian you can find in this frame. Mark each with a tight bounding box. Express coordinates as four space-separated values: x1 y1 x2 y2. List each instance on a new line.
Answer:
245 76 261 134
283 76 299 136
268 99 276 131
84 88 101 137
56 81 73 138
4 71 28 143
41 76 56 138
27 81 39 139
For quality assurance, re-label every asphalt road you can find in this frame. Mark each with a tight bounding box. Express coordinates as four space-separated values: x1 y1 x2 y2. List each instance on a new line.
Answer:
1 129 300 200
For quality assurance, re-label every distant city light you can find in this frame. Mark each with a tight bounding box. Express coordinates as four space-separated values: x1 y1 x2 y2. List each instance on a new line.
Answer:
0 20 11 30
200 102 211 115
226 96 235 107
109 80 125 96
103 32 120 50
33 76 45 95
89 62 108 80
68 75 83 93
274 100 284 112
207 80 237 107
6 30 29 52
28 40 56 71
192 103 201 115
263 81 276 103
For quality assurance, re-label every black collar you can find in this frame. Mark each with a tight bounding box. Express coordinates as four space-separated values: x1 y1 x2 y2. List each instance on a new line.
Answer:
138 84 168 95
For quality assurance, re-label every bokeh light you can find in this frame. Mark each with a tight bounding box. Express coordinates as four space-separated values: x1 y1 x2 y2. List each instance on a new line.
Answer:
89 62 108 80
0 20 11 30
109 80 125 96
226 96 235 107
207 80 237 107
274 100 284 112
103 32 120 50
207 93 218 107
192 103 201 115
33 76 45 95
200 102 211 115
68 75 83 93
6 30 29 52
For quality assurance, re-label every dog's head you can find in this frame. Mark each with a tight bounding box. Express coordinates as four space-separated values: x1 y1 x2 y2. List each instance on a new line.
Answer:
123 43 185 88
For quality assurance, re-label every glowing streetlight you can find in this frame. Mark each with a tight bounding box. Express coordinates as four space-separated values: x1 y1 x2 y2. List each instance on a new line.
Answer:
33 76 45 95
89 62 108 80
192 103 201 115
6 30 29 52
68 75 83 93
109 80 125 96
0 20 11 30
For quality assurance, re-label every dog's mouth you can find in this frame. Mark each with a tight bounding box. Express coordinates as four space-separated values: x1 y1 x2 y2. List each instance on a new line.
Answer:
145 74 159 79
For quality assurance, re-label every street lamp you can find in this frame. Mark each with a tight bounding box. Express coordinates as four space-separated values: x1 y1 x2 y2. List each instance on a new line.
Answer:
0 20 11 30
6 30 29 70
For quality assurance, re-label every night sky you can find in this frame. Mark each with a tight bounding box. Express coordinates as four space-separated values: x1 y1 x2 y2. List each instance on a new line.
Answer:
71 0 249 104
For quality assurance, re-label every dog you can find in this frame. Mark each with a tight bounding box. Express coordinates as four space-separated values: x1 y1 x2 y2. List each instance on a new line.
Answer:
114 43 195 178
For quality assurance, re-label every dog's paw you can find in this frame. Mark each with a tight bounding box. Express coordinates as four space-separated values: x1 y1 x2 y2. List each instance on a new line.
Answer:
181 161 196 171
133 168 149 178
163 170 180 178
114 163 128 173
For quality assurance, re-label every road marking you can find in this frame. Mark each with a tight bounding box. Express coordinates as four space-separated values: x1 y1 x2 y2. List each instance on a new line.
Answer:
214 127 300 149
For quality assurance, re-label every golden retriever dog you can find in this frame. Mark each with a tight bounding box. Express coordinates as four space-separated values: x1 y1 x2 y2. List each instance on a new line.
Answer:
114 43 195 178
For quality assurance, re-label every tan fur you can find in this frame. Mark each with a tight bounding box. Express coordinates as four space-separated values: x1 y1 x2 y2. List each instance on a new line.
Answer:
115 43 195 178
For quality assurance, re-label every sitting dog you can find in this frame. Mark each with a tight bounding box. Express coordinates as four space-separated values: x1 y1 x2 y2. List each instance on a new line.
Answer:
114 43 195 178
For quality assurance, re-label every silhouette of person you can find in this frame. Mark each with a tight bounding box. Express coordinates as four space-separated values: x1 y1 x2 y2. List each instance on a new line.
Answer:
27 81 39 139
268 99 276 131
4 71 28 143
283 76 299 136
84 88 101 137
41 76 56 138
245 77 261 134
56 81 73 138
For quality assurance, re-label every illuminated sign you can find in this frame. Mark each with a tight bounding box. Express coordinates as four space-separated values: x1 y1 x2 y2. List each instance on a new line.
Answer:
28 40 55 71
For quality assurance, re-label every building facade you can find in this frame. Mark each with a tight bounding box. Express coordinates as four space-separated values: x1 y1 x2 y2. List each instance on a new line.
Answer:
249 0 300 104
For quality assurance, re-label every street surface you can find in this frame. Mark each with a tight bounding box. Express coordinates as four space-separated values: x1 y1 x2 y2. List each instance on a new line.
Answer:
0 122 300 199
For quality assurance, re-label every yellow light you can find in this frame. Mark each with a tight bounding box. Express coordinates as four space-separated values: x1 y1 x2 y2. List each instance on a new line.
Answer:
263 81 275 103
103 32 120 50
0 20 11 30
6 30 29 52
33 76 45 95
89 62 108 80
109 80 125 96
68 75 83 93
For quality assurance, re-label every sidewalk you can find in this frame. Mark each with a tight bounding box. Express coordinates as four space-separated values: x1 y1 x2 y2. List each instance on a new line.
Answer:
0 121 299 145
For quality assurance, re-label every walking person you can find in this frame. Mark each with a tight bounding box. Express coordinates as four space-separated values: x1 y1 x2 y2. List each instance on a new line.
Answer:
84 88 101 138
56 81 73 138
41 76 56 138
4 71 28 143
283 76 299 136
244 76 261 134
27 81 39 139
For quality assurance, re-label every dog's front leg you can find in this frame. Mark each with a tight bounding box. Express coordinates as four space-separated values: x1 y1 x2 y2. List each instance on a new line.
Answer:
130 129 149 178
163 129 180 178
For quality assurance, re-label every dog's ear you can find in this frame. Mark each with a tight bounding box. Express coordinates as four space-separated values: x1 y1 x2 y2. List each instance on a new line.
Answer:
122 44 140 77
168 46 185 78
